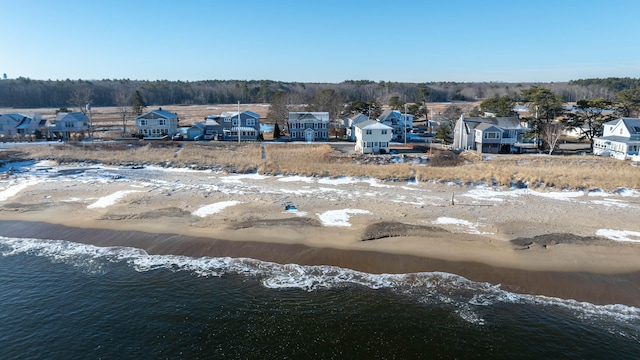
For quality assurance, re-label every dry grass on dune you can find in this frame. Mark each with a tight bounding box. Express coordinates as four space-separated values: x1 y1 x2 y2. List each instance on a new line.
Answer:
11 142 640 190
261 144 415 180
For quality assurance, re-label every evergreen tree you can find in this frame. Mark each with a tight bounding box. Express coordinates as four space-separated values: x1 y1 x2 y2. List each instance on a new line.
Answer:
435 124 453 144
273 122 281 139
132 90 147 116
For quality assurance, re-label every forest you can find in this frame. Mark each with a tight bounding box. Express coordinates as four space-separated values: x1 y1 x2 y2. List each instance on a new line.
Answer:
1 77 639 109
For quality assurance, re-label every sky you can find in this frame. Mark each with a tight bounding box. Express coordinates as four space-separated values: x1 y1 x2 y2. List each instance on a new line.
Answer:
2 0 640 83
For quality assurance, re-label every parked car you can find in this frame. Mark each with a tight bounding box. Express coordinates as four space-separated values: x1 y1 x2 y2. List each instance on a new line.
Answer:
171 134 184 141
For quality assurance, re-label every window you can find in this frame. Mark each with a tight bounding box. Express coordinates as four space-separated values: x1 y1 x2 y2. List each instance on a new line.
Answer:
224 117 231 123
65 121 74 128
366 130 372 135
158 119 166 126
232 118 239 126
246 118 255 126
382 130 387 135
140 119 148 126
484 132 499 139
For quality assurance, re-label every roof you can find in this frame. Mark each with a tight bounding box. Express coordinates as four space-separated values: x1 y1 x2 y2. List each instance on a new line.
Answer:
461 116 523 130
355 120 393 130
204 118 220 126
137 109 178 120
219 110 260 119
608 118 640 135
476 123 501 131
55 112 88 122
596 135 640 144
288 112 329 122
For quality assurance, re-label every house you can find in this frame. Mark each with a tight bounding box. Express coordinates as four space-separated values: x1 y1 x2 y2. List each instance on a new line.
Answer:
288 112 329 142
453 115 526 153
354 120 393 154
135 108 179 138
377 110 413 142
593 118 640 160
49 112 89 140
344 113 370 141
204 110 260 141
0 113 46 140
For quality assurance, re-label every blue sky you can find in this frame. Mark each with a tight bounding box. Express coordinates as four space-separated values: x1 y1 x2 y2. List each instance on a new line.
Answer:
3 0 639 83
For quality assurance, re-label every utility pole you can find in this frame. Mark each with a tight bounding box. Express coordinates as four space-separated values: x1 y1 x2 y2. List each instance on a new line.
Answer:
404 103 407 148
237 101 241 143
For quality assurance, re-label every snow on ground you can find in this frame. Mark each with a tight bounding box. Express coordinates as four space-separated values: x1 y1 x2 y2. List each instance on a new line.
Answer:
277 175 315 183
285 208 308 217
317 209 372 227
87 190 142 209
0 179 41 202
192 200 241 217
462 186 584 203
220 173 267 183
596 229 640 242
590 199 630 208
432 217 489 235
318 177 360 186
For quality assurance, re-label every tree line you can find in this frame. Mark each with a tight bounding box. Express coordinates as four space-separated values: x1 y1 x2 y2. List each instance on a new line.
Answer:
2 77 639 110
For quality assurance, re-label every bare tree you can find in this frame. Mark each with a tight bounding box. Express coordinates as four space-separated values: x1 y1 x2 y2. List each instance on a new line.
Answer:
113 91 132 136
541 122 565 155
68 87 94 115
267 91 305 133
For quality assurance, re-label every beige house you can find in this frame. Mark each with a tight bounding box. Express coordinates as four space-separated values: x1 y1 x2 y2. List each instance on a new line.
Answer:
354 120 393 154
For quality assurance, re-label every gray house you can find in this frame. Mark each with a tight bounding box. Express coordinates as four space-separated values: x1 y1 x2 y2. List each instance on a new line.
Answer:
49 112 89 140
0 113 46 140
377 110 414 142
135 108 179 138
288 112 329 141
453 115 526 153
205 110 260 141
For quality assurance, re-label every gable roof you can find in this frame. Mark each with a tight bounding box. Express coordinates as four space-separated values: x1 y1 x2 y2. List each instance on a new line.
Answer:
355 120 393 130
461 116 523 130
606 117 640 134
288 112 329 122
55 112 88 122
137 109 178 120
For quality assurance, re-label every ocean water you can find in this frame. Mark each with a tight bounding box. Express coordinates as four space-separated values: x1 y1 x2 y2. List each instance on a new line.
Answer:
1 236 639 359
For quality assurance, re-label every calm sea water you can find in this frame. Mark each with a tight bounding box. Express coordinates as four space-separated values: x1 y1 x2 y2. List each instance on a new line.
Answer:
1 236 639 359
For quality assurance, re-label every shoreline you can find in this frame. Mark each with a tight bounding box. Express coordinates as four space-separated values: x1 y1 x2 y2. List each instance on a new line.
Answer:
1 219 639 307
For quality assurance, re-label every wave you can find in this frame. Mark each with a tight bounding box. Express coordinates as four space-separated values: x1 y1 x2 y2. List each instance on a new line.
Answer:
1 235 639 328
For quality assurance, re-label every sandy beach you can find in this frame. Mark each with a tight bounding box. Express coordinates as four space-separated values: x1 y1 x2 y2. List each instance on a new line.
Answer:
1 161 640 305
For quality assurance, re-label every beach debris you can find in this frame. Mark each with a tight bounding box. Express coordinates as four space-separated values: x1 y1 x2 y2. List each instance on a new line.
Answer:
285 204 297 211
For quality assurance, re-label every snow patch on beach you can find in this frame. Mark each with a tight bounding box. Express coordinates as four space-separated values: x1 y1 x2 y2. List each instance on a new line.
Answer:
220 173 267 183
318 177 360 186
192 200 241 217
433 217 489 235
285 208 308 217
87 190 141 209
462 186 584 203
277 175 314 183
590 199 630 208
0 179 41 202
317 209 372 227
596 229 640 242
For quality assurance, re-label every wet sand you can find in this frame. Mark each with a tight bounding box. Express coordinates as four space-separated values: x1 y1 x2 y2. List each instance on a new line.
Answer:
1 220 639 306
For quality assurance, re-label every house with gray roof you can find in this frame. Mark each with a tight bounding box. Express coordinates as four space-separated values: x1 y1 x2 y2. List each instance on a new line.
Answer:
288 112 329 142
593 118 640 160
377 110 413 142
49 112 89 140
453 115 527 153
135 108 179 138
354 120 393 154
0 113 46 140
205 110 260 141
344 113 370 141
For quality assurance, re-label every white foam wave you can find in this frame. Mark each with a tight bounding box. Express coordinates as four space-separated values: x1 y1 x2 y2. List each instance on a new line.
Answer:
1 236 639 324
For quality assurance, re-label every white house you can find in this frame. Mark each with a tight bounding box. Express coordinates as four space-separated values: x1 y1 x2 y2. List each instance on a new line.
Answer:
453 115 526 153
0 113 45 140
288 112 330 142
135 108 179 138
49 112 89 140
593 117 640 160
344 113 370 141
354 120 393 154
